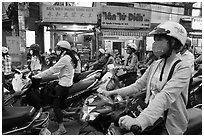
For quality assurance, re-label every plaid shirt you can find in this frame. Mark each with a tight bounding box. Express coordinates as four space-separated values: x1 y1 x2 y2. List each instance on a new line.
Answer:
2 55 12 75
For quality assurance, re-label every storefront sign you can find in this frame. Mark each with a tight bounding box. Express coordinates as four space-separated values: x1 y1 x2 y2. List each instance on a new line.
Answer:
191 17 202 30
102 30 149 37
101 6 151 28
42 5 97 23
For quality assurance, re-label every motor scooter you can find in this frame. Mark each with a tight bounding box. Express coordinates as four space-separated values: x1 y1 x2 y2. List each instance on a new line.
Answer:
78 92 202 135
2 83 50 135
78 64 202 135
8 68 102 123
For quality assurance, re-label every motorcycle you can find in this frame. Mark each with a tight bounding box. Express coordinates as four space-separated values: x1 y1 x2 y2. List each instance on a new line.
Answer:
8 68 103 123
78 65 202 135
187 70 202 109
78 92 202 135
2 84 50 135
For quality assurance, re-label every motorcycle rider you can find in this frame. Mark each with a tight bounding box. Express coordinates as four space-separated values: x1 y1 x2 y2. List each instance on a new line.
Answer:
99 21 191 135
29 44 42 74
117 43 139 86
72 46 82 83
2 47 12 79
90 48 106 70
102 49 115 73
33 40 78 135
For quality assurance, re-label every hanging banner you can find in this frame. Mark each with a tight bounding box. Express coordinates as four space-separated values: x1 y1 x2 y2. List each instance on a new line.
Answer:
42 5 98 24
101 6 151 29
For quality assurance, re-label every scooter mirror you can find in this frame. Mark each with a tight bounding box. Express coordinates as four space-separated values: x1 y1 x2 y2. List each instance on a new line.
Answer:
114 95 123 103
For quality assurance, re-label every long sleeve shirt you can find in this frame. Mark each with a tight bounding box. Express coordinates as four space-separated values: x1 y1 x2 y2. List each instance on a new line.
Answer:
2 55 12 75
35 55 74 87
114 55 191 135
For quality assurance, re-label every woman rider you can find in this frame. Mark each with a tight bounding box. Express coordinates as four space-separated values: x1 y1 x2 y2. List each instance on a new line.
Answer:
117 43 139 86
99 21 191 135
33 40 77 135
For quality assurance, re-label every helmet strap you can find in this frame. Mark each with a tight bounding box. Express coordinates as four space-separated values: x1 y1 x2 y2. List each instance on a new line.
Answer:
60 50 66 57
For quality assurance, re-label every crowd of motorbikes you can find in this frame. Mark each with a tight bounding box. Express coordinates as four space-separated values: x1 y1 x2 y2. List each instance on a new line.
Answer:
2 59 202 135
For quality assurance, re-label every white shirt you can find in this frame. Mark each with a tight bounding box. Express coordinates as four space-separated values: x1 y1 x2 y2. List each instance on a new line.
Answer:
35 55 74 87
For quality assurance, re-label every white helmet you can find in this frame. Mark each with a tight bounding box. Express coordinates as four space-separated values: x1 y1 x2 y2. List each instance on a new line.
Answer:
2 47 9 54
105 49 113 55
99 48 105 54
127 43 137 50
71 46 78 52
56 41 71 50
149 21 187 46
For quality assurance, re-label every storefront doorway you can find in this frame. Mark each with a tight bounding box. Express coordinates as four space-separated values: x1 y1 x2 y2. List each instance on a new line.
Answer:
113 42 122 55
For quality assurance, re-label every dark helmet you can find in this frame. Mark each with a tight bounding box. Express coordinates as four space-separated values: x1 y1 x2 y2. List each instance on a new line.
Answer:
30 44 40 52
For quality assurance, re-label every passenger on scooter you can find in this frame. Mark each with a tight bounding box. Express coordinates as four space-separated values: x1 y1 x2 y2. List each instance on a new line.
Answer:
90 48 106 70
116 43 139 86
33 40 78 135
177 37 195 76
72 46 82 83
99 21 191 135
29 44 42 74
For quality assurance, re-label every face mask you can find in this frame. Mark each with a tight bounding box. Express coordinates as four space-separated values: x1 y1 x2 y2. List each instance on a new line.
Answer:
56 50 61 55
152 40 169 58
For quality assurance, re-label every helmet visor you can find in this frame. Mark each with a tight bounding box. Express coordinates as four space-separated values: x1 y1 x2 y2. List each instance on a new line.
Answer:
55 45 63 51
149 27 170 35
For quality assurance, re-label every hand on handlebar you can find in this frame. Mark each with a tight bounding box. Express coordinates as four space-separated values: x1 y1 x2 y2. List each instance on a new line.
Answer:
118 115 141 132
32 75 41 79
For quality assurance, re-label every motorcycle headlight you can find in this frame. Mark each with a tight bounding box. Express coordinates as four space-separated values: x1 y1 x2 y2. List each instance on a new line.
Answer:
81 106 96 121
87 112 100 121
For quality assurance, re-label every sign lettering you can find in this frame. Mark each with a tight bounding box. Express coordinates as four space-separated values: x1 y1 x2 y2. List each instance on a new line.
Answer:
101 6 151 28
42 5 97 23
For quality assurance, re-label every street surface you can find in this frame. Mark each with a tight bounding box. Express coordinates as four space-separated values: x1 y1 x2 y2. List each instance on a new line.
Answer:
48 119 83 135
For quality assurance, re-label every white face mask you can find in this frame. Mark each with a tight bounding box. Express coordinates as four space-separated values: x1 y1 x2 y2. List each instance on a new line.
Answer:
56 50 61 55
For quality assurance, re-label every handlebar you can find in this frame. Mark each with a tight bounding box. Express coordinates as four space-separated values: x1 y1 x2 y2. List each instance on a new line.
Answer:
130 125 141 135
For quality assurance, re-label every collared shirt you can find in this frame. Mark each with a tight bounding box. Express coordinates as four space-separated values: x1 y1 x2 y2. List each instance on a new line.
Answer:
114 55 191 135
2 55 12 75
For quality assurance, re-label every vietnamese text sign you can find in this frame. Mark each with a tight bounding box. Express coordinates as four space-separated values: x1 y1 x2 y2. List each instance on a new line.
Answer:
192 17 202 30
42 5 97 23
101 6 151 29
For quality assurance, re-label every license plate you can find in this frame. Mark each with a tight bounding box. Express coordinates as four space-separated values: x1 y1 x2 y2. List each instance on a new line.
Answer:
39 128 51 135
